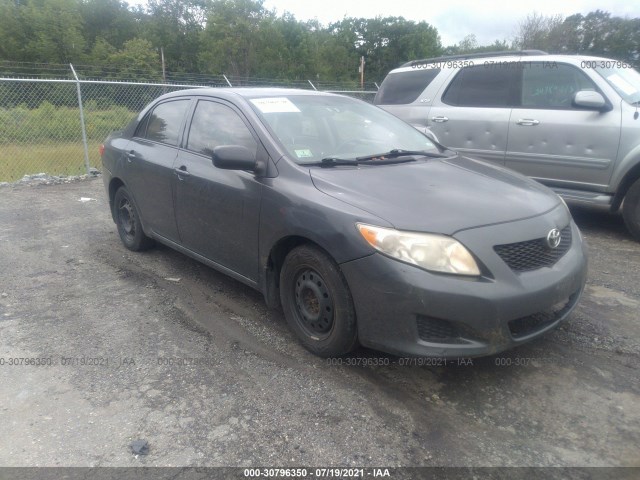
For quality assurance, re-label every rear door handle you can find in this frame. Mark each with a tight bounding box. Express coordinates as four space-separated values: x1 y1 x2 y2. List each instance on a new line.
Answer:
174 166 190 178
516 119 540 126
431 116 449 123
126 150 136 161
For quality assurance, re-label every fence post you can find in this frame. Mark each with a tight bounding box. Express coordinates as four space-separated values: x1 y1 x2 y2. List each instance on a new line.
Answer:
69 64 91 175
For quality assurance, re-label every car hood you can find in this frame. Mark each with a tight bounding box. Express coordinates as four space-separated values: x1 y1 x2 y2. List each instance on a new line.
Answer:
310 155 562 235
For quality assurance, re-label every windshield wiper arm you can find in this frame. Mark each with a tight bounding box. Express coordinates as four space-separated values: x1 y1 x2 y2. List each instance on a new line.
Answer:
355 149 448 161
308 148 447 167
310 156 417 168
319 157 359 167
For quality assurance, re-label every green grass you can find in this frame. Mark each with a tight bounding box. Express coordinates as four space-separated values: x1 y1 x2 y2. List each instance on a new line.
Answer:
0 103 136 182
0 142 104 182
0 103 134 143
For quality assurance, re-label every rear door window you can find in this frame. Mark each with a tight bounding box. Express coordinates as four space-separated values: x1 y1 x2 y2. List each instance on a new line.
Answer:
138 99 190 145
442 65 516 107
375 68 441 105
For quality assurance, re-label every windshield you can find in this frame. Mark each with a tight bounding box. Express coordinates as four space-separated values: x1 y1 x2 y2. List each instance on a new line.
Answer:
594 64 640 105
247 94 437 164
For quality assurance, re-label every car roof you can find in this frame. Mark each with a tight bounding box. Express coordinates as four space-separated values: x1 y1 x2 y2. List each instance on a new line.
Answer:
400 50 548 67
390 52 624 75
156 87 337 102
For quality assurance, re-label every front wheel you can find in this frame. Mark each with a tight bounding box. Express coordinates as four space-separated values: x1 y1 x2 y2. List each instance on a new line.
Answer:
623 178 640 241
280 245 358 357
113 186 155 251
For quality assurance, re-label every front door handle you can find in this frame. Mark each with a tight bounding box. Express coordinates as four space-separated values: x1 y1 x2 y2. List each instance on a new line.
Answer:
516 119 540 126
431 116 449 123
174 166 190 178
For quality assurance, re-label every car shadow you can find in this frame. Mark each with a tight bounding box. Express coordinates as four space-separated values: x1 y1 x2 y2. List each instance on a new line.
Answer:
567 204 631 240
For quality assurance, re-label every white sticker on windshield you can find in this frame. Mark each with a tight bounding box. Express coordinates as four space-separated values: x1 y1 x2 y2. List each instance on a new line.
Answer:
250 97 301 113
607 74 637 96
295 149 313 158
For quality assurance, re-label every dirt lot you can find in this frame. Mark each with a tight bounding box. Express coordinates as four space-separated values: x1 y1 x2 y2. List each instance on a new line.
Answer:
0 178 638 471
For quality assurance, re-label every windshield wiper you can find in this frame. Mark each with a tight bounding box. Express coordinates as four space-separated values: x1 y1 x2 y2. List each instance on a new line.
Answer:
355 148 448 161
306 148 449 168
319 157 359 166
313 156 417 168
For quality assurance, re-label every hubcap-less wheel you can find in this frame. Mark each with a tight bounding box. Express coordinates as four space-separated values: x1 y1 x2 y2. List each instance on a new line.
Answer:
294 268 333 337
118 198 136 239
113 186 154 252
280 245 358 357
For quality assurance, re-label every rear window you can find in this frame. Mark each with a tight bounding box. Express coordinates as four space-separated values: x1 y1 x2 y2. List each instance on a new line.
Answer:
375 69 441 105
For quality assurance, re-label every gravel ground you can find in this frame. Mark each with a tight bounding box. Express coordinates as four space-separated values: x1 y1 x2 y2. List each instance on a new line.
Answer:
0 178 638 472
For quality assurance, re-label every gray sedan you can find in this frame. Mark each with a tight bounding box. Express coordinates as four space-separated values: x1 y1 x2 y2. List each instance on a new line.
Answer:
100 88 587 358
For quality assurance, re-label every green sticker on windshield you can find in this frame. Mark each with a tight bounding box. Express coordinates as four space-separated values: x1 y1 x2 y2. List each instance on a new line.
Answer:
295 149 313 158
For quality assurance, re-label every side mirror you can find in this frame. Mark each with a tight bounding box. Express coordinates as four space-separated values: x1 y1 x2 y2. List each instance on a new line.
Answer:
212 145 257 170
573 91 611 112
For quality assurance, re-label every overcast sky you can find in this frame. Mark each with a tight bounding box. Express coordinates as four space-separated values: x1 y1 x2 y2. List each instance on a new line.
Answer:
260 0 640 46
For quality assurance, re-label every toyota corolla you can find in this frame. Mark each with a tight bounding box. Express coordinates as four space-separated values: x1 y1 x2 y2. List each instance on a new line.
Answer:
101 88 587 358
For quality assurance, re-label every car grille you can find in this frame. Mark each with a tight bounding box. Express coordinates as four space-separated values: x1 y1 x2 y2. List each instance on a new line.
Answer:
494 225 572 272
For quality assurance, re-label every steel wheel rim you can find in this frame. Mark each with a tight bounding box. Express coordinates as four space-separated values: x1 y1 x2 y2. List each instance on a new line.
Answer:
117 197 136 240
293 268 334 338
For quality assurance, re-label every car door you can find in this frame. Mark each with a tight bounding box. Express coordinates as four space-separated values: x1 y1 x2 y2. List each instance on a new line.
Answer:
428 64 519 166
125 98 191 242
505 62 620 189
173 98 262 282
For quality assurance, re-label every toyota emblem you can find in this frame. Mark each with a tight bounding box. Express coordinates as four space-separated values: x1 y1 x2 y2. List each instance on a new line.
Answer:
546 228 562 249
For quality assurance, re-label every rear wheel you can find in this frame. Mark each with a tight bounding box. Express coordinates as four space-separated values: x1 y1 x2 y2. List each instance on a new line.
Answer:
113 186 154 251
623 178 640 241
280 245 358 357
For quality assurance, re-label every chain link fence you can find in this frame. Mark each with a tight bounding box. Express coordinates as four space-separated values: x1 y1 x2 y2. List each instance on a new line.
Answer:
0 66 377 182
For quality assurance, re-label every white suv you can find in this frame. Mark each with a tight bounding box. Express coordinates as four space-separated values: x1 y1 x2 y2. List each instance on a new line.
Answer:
375 51 640 240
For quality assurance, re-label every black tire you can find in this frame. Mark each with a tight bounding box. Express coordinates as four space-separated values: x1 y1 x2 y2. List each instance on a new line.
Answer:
623 178 640 241
113 186 155 251
280 245 358 357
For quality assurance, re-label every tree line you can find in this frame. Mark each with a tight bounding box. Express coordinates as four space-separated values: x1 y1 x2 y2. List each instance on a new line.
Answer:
0 0 638 84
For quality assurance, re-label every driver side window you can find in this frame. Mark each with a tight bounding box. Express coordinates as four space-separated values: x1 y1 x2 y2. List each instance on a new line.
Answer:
521 63 596 109
187 100 257 156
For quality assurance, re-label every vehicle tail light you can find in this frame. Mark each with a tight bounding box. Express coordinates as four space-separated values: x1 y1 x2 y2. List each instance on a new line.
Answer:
99 144 105 157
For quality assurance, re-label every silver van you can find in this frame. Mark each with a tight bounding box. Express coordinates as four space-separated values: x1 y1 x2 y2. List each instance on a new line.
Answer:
375 51 640 240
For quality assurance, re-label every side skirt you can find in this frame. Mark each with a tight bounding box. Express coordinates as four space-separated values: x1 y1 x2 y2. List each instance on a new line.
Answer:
151 233 260 290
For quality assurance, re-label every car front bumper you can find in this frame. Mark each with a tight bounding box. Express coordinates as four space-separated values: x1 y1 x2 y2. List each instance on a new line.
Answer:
340 213 588 358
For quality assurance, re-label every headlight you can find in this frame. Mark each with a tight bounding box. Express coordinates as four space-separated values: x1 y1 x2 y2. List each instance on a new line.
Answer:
356 223 480 276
